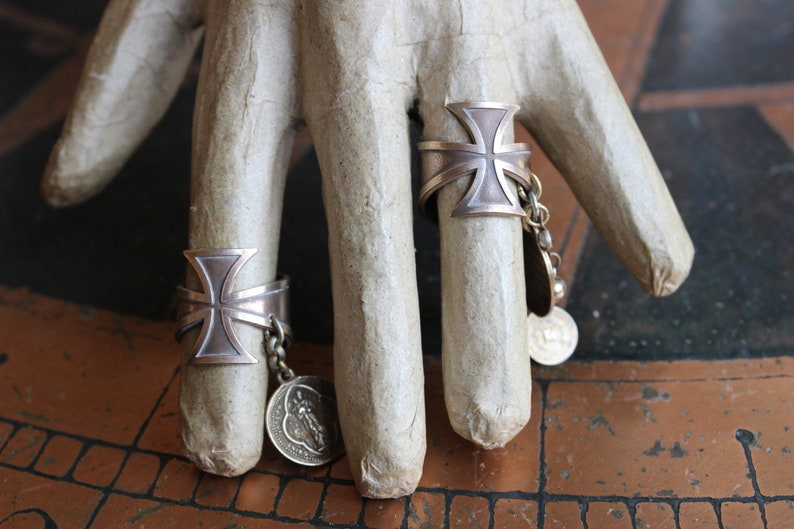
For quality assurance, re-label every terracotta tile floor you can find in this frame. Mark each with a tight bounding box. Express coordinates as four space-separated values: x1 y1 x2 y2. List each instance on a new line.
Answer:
2 288 793 527
1 0 793 527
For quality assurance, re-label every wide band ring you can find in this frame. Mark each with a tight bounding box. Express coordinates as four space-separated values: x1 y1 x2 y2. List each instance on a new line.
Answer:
418 102 532 221
175 248 292 366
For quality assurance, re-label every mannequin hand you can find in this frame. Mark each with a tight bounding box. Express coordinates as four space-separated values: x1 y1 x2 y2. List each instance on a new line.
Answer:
42 0 693 498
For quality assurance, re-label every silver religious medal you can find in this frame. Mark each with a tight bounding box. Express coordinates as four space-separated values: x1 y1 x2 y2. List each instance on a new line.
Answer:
267 376 344 466
263 318 344 466
527 306 579 365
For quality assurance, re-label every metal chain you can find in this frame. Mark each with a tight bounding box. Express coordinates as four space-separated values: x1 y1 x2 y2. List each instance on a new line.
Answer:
519 171 554 250
265 315 295 385
519 171 565 303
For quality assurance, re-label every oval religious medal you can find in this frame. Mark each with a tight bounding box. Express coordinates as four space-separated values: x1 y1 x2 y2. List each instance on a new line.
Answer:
523 224 555 317
527 306 579 366
266 375 345 466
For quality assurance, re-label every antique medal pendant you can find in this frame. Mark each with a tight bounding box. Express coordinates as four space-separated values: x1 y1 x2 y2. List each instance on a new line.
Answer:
519 174 579 365
527 306 579 365
264 318 344 466
266 375 345 466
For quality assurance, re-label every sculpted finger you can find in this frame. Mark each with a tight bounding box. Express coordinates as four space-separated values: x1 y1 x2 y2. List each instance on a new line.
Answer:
42 0 203 206
416 6 531 448
301 1 425 498
178 0 300 477
517 0 694 296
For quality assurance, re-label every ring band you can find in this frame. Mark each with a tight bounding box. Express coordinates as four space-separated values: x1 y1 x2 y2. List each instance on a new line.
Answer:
418 102 532 220
176 248 292 365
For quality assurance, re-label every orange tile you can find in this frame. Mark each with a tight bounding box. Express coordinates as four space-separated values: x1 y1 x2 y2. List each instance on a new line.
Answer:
236 472 281 515
363 497 406 529
71 444 126 487
719 502 764 529
421 367 541 493
329 454 355 481
406 491 445 529
320 483 362 525
0 287 182 445
543 501 583 529
583 0 670 102
585 502 632 529
152 458 201 502
33 434 83 477
766 500 794 529
732 390 794 498
544 370 794 499
0 426 46 468
579 0 662 98
678 501 719 528
448 495 490 529
193 472 239 508
135 378 182 456
113 452 161 494
0 466 103 528
760 101 794 151
635 501 676 528
493 498 537 528
275 478 324 520
91 493 313 529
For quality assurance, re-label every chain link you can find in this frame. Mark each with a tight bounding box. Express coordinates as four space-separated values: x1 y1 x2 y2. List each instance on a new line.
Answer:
520 170 567 304
520 171 554 251
265 315 294 384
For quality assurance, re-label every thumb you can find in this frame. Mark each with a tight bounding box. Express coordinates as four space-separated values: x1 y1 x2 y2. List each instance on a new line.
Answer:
517 0 693 296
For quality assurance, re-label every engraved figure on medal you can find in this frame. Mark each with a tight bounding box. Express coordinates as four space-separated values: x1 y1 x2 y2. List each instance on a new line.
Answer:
527 306 579 366
285 381 336 453
262 317 344 466
266 376 344 466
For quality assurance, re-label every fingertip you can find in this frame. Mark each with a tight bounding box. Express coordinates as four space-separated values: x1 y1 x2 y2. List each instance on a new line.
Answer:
646 235 695 298
41 144 114 207
182 443 259 478
354 449 424 499
448 400 531 449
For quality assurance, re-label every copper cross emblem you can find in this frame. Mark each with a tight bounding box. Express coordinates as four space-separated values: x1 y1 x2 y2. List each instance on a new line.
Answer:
176 249 290 365
418 102 532 218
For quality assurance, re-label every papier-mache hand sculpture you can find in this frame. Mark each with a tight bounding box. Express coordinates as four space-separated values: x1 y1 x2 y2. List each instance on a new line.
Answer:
42 0 694 498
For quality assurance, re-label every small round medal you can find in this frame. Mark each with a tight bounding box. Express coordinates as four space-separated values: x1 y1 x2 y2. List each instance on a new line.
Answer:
527 306 579 366
266 375 345 466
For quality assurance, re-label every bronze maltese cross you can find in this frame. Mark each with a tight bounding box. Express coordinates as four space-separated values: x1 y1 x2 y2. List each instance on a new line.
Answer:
418 102 532 219
175 249 290 365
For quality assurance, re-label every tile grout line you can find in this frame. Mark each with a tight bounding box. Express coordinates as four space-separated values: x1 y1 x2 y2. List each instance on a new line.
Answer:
735 429 769 529
81 363 182 528
535 379 551 528
6 452 788 529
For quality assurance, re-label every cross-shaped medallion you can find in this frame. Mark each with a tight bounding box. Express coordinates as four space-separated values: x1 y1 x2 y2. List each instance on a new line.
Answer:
176 249 290 365
418 102 532 218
